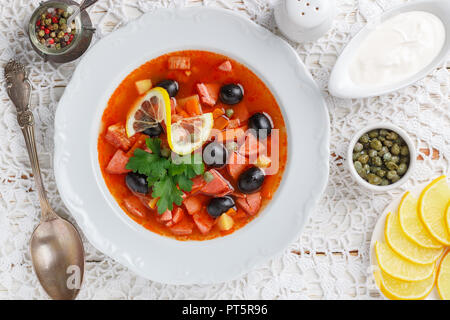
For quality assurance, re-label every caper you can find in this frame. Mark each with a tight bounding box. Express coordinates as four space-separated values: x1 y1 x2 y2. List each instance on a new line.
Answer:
386 161 398 171
397 163 408 175
391 144 400 155
400 156 409 164
391 156 400 164
368 149 378 158
363 164 371 173
381 179 390 186
386 132 398 140
378 146 389 157
353 152 360 161
203 171 214 183
354 161 363 172
359 134 370 144
383 153 392 162
383 140 393 147
368 173 382 185
225 108 234 118
368 130 379 138
377 169 386 178
387 170 399 180
358 155 369 165
391 175 400 183
400 146 409 156
354 143 363 153
372 156 382 167
370 139 382 151
380 129 389 137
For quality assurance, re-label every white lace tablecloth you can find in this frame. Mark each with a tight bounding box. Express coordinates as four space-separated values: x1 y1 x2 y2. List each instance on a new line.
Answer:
0 0 449 300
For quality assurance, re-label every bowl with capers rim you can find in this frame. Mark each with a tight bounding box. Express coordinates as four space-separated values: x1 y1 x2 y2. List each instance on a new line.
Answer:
347 123 416 192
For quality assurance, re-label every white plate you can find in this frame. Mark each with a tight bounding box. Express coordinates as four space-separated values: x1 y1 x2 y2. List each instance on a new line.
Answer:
370 182 447 300
329 0 450 99
54 7 330 285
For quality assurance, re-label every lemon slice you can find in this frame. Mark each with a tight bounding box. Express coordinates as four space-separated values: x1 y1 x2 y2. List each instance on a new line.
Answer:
446 202 450 235
399 192 443 249
419 176 450 245
437 251 450 300
375 241 434 281
385 212 444 264
167 113 213 155
377 268 436 300
126 87 171 137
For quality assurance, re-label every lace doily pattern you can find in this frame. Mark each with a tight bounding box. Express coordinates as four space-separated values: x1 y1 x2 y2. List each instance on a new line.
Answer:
0 0 448 299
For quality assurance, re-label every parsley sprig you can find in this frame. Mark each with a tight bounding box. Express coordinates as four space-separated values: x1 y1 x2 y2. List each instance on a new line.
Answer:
126 138 204 214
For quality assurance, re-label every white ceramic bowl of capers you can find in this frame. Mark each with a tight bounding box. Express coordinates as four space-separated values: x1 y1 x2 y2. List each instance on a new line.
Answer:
347 123 416 192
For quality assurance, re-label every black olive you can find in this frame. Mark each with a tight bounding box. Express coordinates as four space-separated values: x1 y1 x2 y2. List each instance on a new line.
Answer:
203 142 228 168
125 172 149 194
248 113 273 138
207 196 236 218
219 84 244 105
143 122 163 137
238 167 265 194
156 79 179 97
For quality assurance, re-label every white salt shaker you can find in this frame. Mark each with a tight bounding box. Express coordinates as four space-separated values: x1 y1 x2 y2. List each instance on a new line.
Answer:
274 0 336 42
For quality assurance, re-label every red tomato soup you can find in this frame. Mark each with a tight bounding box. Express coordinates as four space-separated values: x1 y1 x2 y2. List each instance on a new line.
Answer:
98 50 288 241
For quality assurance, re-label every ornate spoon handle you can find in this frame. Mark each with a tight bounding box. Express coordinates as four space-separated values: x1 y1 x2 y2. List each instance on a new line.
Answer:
4 60 56 221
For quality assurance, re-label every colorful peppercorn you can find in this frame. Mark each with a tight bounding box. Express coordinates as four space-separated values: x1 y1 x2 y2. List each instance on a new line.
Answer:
34 7 76 50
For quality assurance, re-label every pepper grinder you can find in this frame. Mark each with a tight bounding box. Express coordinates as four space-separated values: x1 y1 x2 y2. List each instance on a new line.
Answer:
274 0 336 42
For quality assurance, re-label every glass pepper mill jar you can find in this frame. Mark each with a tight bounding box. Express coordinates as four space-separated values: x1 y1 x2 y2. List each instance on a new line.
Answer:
28 0 95 63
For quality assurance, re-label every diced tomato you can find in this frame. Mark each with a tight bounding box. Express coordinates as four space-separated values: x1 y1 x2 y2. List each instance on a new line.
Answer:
191 175 206 193
214 116 229 130
218 60 232 72
236 192 261 216
185 96 202 116
212 108 225 119
233 103 250 123
227 152 248 181
158 209 172 223
123 196 148 218
126 134 146 157
106 149 131 174
227 119 240 129
168 56 190 70
105 123 134 151
200 169 234 196
196 83 220 107
169 217 194 236
183 196 203 215
193 210 215 234
239 133 266 157
216 127 246 143
172 207 185 224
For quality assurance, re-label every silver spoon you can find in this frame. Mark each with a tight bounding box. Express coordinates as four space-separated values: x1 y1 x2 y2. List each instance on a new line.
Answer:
4 60 85 300
67 0 99 28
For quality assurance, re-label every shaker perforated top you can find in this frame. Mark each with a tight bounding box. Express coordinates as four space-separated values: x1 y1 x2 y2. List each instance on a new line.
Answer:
275 0 336 42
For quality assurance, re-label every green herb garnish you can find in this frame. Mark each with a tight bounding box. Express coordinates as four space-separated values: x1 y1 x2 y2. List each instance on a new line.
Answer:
126 138 205 214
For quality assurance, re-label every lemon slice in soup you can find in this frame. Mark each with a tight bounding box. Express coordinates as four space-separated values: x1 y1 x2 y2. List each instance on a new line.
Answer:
126 87 171 137
168 113 213 155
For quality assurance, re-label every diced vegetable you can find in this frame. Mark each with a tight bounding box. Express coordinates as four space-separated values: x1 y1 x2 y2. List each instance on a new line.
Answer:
227 152 248 181
218 60 232 72
213 116 229 130
185 95 202 116
196 83 221 107
168 56 191 70
183 196 203 215
178 95 199 111
216 127 246 143
200 169 234 196
239 133 266 157
169 217 194 235
191 175 206 193
227 119 240 129
106 149 131 175
126 134 147 157
235 192 261 216
105 123 135 150
123 196 148 218
212 108 225 119
147 197 158 209
158 209 173 223
172 207 185 224
193 210 215 234
217 213 234 231
135 79 152 95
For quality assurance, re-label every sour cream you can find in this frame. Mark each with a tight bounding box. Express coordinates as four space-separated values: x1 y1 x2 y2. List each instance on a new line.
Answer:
350 11 446 87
